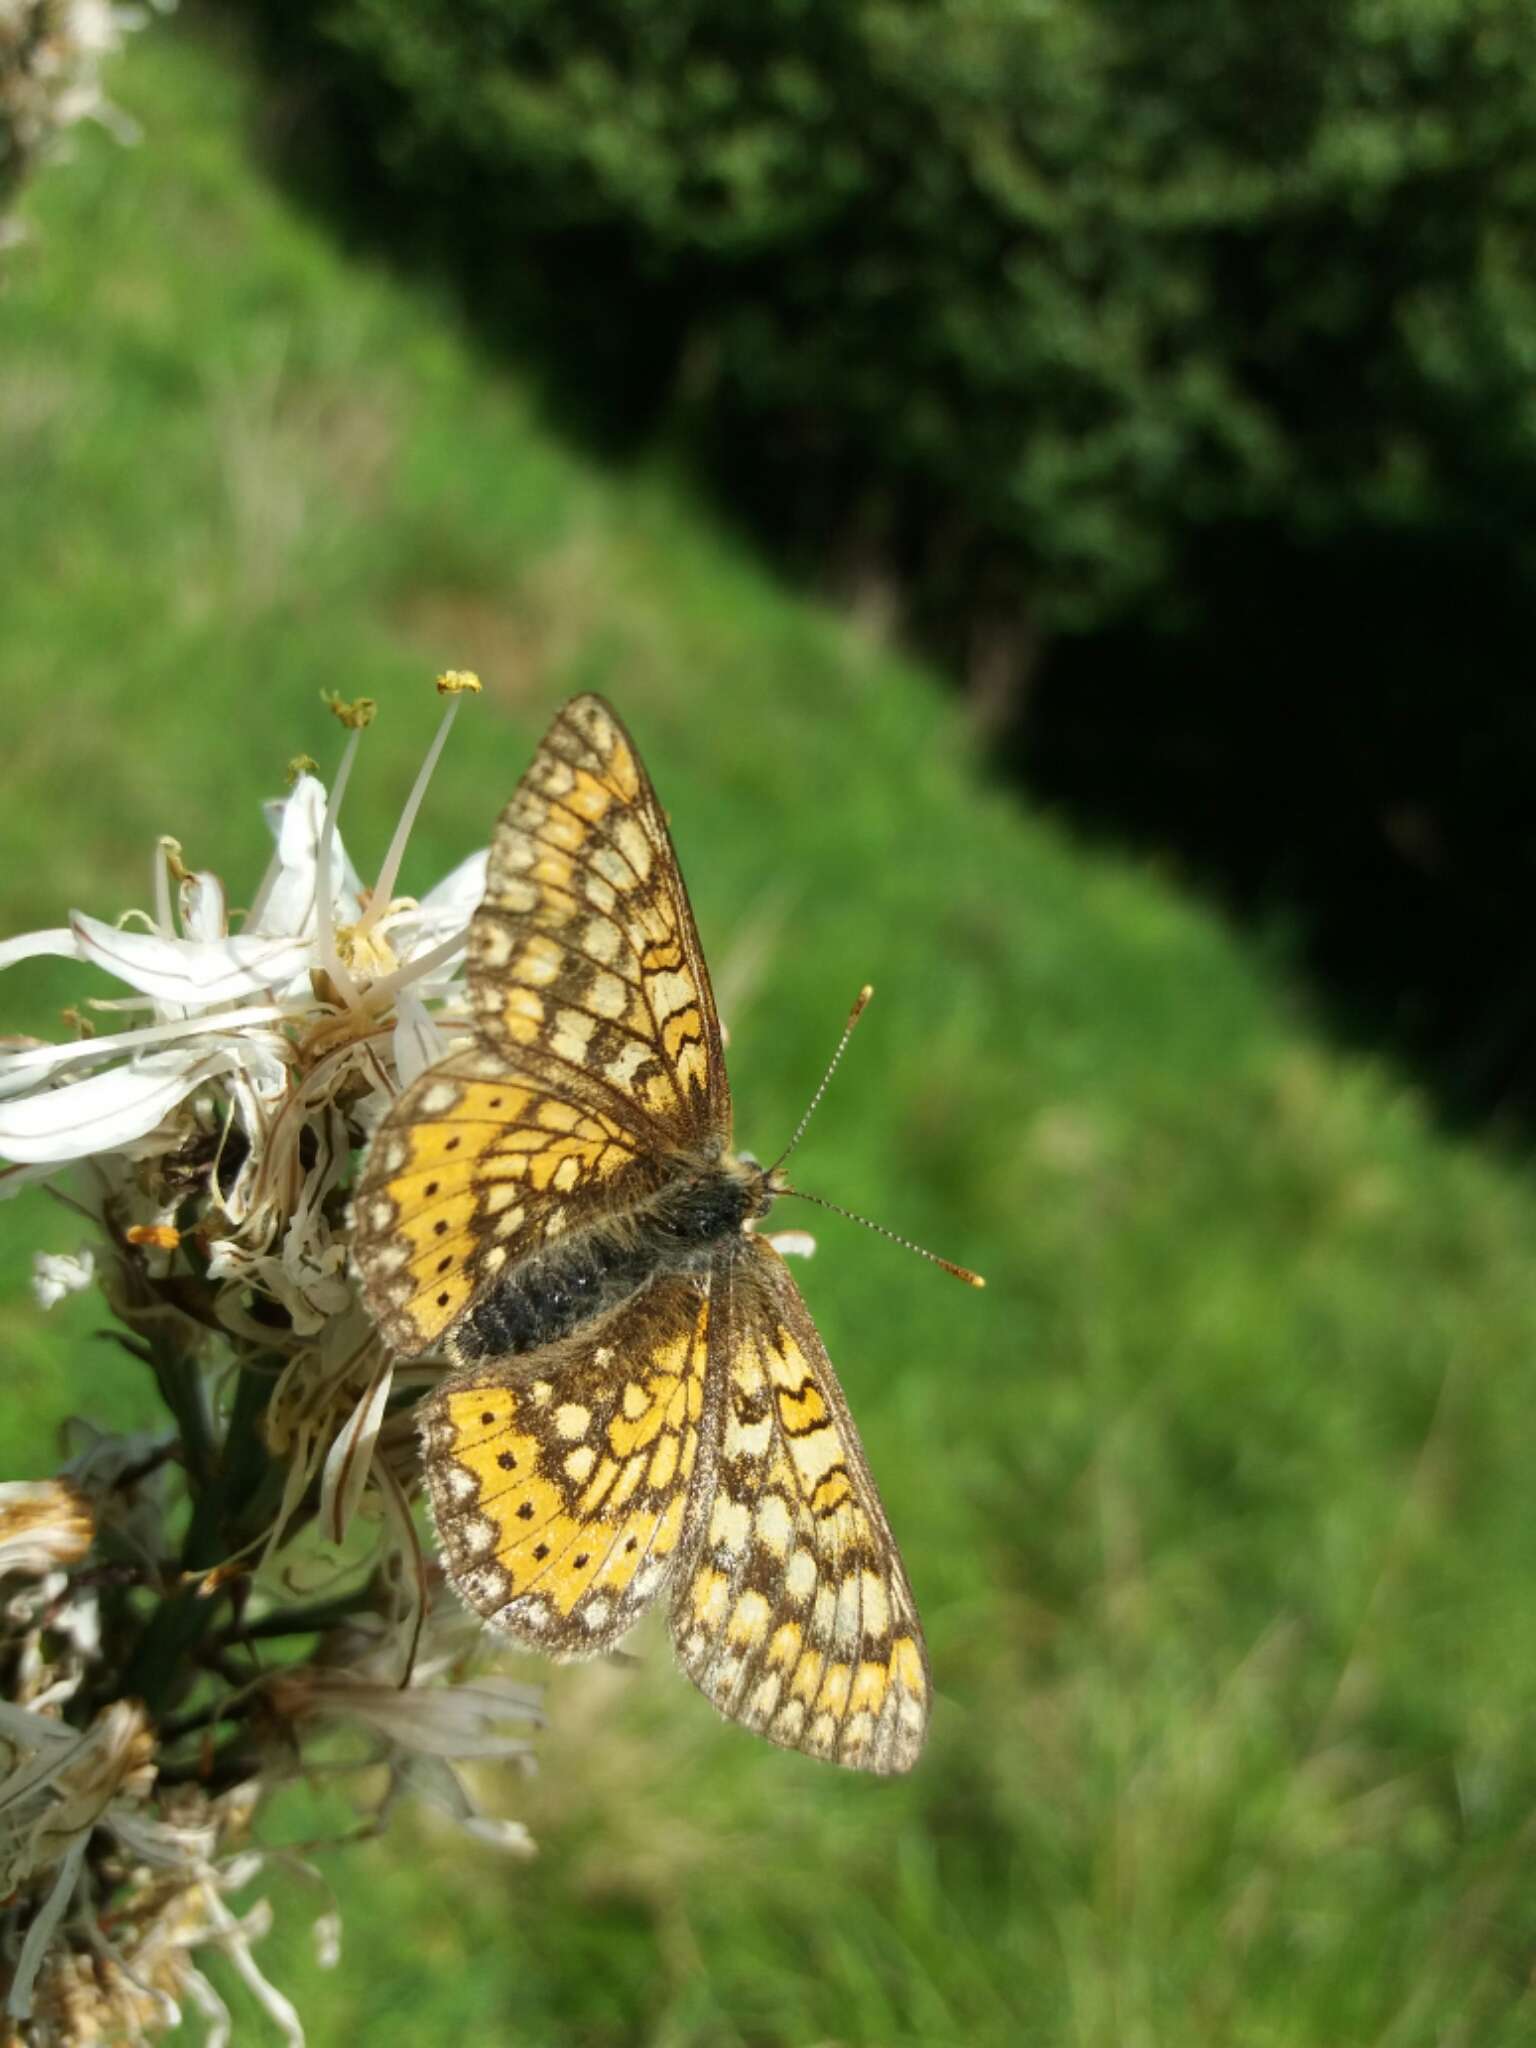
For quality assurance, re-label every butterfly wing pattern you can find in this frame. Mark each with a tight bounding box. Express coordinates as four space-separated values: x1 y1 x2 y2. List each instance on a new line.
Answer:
671 1238 930 1771
467 690 727 1141
353 693 932 1773
355 694 725 1358
418 1274 719 1656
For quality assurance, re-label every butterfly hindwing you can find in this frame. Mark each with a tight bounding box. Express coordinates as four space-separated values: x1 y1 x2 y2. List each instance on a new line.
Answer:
669 1237 930 1775
417 1273 719 1655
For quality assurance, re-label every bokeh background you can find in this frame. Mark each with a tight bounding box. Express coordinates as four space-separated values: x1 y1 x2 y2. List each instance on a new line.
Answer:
7 4 1536 2042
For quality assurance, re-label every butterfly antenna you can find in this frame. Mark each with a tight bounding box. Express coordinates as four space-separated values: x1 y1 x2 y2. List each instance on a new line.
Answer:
770 985 986 1289
770 984 875 1176
780 1186 985 1288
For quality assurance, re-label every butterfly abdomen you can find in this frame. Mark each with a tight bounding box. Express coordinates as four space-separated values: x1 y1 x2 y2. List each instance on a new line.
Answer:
448 1158 767 1364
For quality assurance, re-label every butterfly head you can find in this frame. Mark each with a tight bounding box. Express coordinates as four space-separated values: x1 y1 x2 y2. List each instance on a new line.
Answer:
724 1149 789 1224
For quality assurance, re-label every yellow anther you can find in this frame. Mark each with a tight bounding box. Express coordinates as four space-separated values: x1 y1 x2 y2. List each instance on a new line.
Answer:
321 692 377 730
125 1224 181 1251
158 835 191 883
334 919 400 981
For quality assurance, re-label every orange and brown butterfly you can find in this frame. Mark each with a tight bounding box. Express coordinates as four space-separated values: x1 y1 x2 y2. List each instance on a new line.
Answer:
353 694 974 1773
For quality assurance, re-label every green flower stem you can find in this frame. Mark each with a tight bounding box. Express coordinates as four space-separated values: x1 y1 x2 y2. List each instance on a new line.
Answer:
121 1359 279 1714
231 1588 381 1642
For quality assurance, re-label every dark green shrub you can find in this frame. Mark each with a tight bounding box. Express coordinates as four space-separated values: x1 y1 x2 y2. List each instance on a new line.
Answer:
266 0 1536 686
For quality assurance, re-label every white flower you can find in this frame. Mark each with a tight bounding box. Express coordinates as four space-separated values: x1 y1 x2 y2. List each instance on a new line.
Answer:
0 687 484 1242
764 1228 816 1261
30 1245 96 1310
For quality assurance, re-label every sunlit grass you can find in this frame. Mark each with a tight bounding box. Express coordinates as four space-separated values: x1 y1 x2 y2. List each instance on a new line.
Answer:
5 16 1536 2044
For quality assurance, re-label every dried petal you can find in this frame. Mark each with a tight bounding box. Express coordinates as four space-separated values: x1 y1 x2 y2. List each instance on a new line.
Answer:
318 1362 394 1546
0 1482 92 1577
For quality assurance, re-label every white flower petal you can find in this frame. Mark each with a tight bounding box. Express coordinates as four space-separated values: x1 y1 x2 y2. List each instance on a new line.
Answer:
332 1675 542 1759
218 1851 269 1893
176 1963 232 2048
0 1482 92 1578
0 1048 236 1164
313 1910 342 1970
0 1697 77 1767
31 1248 96 1310
0 1006 290 1100
71 911 312 1006
0 928 82 972
391 989 446 1089
399 1755 537 1854
255 776 364 940
109 1804 219 1870
764 1229 817 1261
179 871 227 945
196 1884 306 2048
415 847 489 926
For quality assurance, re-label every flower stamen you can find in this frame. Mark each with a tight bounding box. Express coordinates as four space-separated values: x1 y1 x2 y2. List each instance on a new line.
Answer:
353 678 479 944
314 731 365 1017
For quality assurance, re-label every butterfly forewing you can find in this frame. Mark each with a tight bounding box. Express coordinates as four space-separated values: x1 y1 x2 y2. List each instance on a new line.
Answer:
354 694 729 1358
354 1045 653 1358
670 1238 930 1774
468 695 729 1148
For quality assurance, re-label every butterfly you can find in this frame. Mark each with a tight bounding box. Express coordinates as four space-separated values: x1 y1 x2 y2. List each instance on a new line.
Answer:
353 694 933 1773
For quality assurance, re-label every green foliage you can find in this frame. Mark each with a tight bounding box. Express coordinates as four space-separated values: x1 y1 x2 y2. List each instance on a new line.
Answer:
271 0 1536 635
9 17 1536 2043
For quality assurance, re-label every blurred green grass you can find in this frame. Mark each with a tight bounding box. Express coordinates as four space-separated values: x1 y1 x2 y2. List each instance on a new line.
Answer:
7 16 1536 2045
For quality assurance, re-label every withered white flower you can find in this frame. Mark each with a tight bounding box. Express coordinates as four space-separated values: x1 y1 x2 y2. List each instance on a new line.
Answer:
270 1655 541 1765
263 1611 542 1863
0 1481 93 1580
0 1696 157 2019
13 1779 310 2047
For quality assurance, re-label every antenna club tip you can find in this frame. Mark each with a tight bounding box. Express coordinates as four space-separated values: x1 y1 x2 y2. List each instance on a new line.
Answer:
967 1271 987 1289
